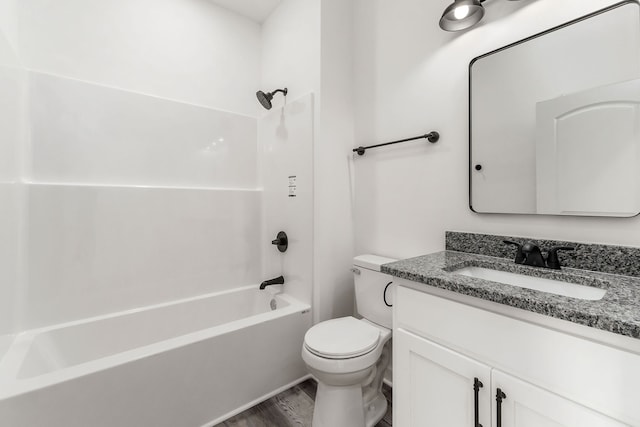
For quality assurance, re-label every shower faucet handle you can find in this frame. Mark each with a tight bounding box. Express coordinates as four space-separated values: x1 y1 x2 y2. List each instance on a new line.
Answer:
271 231 288 253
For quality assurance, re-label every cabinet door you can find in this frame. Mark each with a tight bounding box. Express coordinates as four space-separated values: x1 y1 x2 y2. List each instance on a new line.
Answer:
394 328 491 427
493 370 628 427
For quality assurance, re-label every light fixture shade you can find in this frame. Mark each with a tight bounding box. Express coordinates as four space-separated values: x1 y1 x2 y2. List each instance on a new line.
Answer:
439 0 485 32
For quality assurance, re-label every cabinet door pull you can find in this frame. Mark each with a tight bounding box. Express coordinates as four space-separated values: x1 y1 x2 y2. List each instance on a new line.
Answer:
473 377 483 427
496 388 506 427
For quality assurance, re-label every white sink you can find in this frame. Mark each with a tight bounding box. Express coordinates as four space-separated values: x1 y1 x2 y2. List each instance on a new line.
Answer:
454 266 606 301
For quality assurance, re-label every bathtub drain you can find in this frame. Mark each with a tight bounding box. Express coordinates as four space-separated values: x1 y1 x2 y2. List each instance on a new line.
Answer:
270 299 277 310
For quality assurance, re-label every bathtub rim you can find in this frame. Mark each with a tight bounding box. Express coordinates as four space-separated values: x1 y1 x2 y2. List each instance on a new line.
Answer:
0 334 13 365
0 285 310 401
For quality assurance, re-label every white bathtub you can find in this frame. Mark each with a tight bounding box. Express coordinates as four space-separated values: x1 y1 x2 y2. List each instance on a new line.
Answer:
0 286 311 427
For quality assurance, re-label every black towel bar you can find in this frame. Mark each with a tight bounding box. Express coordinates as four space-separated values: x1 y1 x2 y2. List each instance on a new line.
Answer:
353 131 440 156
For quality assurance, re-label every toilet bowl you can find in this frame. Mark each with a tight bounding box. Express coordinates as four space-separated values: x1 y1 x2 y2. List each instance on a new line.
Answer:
302 255 396 427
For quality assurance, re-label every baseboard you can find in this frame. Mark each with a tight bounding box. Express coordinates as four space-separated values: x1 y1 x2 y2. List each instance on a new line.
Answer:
202 374 313 427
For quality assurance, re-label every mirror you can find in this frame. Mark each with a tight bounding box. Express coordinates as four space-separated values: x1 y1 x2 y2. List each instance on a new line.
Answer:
470 1 640 217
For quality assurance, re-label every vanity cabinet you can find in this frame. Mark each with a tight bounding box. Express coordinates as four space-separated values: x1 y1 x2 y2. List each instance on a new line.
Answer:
492 370 626 427
393 283 640 427
394 328 491 427
395 329 625 427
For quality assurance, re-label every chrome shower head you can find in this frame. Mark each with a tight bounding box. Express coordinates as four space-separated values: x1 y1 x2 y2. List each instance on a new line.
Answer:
256 88 288 110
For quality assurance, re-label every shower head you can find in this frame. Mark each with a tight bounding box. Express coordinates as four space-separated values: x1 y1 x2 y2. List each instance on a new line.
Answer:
256 88 288 110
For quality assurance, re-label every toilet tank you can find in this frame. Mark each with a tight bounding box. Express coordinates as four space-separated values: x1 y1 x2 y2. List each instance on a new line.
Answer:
353 254 397 329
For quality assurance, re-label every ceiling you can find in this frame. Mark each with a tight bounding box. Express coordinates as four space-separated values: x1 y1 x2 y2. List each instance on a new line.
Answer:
209 0 282 23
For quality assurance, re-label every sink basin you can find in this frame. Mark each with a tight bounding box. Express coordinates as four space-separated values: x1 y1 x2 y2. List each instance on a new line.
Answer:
454 266 606 301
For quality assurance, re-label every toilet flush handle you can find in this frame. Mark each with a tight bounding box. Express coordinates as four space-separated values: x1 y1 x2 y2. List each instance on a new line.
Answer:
383 282 393 307
351 267 361 275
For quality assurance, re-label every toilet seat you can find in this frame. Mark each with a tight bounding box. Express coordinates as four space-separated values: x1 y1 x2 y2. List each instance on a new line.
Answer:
304 317 381 359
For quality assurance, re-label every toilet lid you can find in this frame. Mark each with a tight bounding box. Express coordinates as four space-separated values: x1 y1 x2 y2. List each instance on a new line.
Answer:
304 317 381 359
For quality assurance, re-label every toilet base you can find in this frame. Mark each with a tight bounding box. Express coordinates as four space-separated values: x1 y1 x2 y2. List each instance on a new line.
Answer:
311 377 389 427
310 343 391 427
312 382 366 427
364 392 388 427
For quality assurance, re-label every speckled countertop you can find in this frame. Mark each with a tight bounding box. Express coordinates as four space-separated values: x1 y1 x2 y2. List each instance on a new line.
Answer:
382 251 640 339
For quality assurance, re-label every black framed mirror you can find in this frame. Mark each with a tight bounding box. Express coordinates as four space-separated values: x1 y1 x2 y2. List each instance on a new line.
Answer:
469 1 640 217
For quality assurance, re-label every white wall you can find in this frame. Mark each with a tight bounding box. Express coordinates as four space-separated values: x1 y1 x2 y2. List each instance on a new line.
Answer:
17 0 261 116
353 0 640 261
261 0 321 108
315 0 356 322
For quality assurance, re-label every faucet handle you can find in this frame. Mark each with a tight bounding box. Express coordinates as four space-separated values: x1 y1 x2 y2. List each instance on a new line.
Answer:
546 246 575 270
521 242 546 267
271 231 288 253
503 240 525 264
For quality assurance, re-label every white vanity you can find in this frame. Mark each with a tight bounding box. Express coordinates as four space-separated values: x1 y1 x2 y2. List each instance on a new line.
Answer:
385 246 640 427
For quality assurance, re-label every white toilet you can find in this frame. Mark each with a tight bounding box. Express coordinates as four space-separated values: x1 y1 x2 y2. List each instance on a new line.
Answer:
302 254 396 427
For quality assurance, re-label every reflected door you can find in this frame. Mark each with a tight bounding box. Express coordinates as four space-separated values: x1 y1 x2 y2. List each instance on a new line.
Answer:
535 78 640 216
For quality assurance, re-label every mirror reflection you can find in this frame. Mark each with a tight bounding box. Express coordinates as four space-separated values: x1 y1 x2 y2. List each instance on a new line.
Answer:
470 1 640 217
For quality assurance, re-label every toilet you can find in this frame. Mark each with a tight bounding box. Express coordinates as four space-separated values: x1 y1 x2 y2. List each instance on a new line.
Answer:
302 254 396 427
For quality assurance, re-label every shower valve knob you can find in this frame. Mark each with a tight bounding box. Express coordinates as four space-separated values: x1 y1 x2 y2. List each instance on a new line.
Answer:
271 231 288 253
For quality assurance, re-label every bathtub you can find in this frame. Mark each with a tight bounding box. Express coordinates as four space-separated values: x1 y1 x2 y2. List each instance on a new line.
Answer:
0 286 311 427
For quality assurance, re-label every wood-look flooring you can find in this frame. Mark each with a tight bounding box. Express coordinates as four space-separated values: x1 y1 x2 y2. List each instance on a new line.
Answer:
214 378 392 427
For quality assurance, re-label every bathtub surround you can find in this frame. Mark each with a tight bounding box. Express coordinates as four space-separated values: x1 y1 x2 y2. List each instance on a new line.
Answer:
25 184 262 329
1 70 263 330
28 73 259 187
0 0 265 335
446 231 640 278
0 35 24 181
260 94 314 307
0 184 24 336
0 10 26 337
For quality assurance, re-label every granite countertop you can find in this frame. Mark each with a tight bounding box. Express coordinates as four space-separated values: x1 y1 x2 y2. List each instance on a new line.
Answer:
382 251 640 339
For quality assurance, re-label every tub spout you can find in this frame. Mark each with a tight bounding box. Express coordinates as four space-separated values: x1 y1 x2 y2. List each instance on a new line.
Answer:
260 275 285 290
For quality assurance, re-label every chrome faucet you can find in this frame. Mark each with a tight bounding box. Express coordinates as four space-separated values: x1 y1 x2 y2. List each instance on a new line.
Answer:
503 240 574 270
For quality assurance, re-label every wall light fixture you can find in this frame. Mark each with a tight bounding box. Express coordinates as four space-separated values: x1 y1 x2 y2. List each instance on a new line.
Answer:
439 0 524 32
